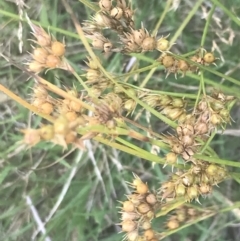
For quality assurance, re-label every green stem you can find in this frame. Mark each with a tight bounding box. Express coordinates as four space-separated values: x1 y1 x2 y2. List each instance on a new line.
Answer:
200 5 216 47
199 130 217 154
194 154 240 168
170 0 204 44
152 0 173 35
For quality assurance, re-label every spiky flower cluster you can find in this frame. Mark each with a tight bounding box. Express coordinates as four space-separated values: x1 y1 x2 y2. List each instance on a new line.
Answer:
83 0 170 53
142 94 187 121
158 51 216 78
27 24 66 73
165 205 212 230
120 174 159 241
159 162 228 203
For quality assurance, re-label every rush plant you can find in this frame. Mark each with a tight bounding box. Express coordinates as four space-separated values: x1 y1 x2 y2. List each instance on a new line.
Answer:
0 0 240 240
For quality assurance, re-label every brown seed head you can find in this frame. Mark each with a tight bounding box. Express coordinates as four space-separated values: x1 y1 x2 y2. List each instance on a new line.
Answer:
65 111 78 121
132 29 146 45
165 152 178 165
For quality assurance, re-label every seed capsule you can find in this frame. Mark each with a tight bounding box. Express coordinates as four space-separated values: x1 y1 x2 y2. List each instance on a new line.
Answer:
182 174 195 186
141 37 156 51
187 185 199 200
167 219 179 229
110 7 123 20
65 131 77 143
206 164 219 176
45 55 61 68
103 42 113 53
144 229 155 240
203 52 215 63
121 220 136 232
172 143 184 154
171 98 184 108
33 48 48 63
157 38 169 51
194 122 208 135
122 200 135 212
178 60 189 72
175 183 186 197
54 116 69 135
199 183 212 195
146 194 157 205
181 135 194 146
210 113 222 125
65 111 78 121
162 55 175 68
137 203 151 214
99 0 112 11
121 212 139 220
127 231 139 241
28 61 44 73
41 102 53 115
22 128 41 146
40 125 54 140
142 221 151 230
51 41 65 57
165 152 178 165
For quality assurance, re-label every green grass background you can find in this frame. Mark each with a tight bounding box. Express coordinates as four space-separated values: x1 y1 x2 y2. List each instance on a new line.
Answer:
0 0 240 240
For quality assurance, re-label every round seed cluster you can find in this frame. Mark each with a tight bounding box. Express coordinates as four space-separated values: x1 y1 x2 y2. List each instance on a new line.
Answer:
28 25 65 73
120 175 159 241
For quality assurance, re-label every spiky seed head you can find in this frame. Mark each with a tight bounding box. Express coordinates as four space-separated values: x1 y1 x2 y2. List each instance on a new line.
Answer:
172 143 184 154
132 29 147 45
136 182 149 194
199 183 212 195
121 212 139 220
194 122 208 135
210 113 222 125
